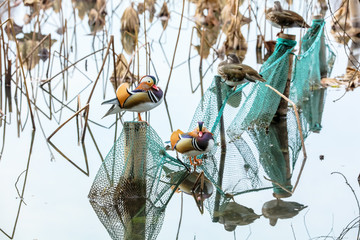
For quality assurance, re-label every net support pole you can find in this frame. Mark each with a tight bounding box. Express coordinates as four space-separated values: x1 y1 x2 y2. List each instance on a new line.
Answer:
212 75 227 223
275 33 295 117
313 15 328 78
122 121 147 240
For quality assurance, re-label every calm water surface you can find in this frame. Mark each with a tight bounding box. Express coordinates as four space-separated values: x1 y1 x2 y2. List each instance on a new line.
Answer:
0 1 359 239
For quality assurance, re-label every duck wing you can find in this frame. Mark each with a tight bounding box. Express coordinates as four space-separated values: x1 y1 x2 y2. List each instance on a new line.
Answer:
241 64 266 82
116 82 132 107
218 64 245 81
170 129 184 149
278 10 309 28
122 90 151 109
174 137 195 154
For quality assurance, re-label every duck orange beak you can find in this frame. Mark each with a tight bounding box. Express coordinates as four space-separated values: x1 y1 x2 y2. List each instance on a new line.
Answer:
199 131 203 137
152 84 159 91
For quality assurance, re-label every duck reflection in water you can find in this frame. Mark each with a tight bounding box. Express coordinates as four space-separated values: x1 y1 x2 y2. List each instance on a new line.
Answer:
262 198 307 226
164 166 214 214
215 201 261 231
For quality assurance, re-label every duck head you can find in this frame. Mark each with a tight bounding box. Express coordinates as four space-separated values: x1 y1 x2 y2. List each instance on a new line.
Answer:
198 121 204 137
137 75 160 91
194 121 213 138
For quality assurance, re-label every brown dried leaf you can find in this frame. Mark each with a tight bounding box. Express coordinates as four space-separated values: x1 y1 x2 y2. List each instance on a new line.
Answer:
110 54 137 90
222 17 247 61
330 0 351 44
264 40 276 53
121 32 136 55
17 34 56 70
137 3 145 14
88 8 106 34
195 24 220 59
121 4 140 54
121 4 140 34
23 0 40 6
4 21 23 41
71 0 96 20
320 77 343 88
221 0 251 33
158 2 170 30
194 0 220 27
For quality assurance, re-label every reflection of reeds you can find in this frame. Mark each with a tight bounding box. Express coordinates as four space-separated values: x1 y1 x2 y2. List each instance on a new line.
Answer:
121 4 140 55
164 0 185 99
0 19 35 130
0 130 35 239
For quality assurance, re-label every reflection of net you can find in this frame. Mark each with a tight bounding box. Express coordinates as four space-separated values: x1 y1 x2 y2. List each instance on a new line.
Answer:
227 38 296 139
187 77 264 219
246 109 309 196
179 23 330 218
302 89 326 133
290 19 334 107
88 122 186 240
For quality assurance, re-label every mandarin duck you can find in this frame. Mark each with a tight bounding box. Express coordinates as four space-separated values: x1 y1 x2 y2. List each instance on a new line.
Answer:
102 75 163 120
266 1 310 33
170 122 214 170
217 54 266 88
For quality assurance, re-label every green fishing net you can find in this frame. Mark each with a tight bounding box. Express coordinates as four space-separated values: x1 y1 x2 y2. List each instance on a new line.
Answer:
227 37 297 139
290 19 335 107
247 109 309 197
88 122 187 240
185 37 321 218
302 88 326 133
185 76 268 218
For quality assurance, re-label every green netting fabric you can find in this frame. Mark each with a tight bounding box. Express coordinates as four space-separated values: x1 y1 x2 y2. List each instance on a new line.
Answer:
291 19 323 106
226 37 297 139
188 76 245 154
185 76 272 218
302 88 326 133
290 19 335 107
245 108 309 197
88 122 186 240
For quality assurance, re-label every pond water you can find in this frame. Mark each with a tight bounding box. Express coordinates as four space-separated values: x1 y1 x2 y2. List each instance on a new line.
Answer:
0 0 359 239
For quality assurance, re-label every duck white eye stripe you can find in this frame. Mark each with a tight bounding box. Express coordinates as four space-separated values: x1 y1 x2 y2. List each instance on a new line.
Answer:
192 138 202 151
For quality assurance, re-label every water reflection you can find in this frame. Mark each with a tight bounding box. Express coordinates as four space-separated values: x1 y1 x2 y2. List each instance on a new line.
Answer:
0 0 358 239
216 201 261 231
164 168 213 214
262 198 307 226
121 4 139 55
0 130 35 239
89 122 187 240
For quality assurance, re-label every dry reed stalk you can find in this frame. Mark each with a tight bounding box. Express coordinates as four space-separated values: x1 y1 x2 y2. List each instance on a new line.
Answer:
110 53 137 89
1 19 36 130
81 39 148 142
111 36 117 90
164 0 186 97
40 47 106 86
47 104 89 141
